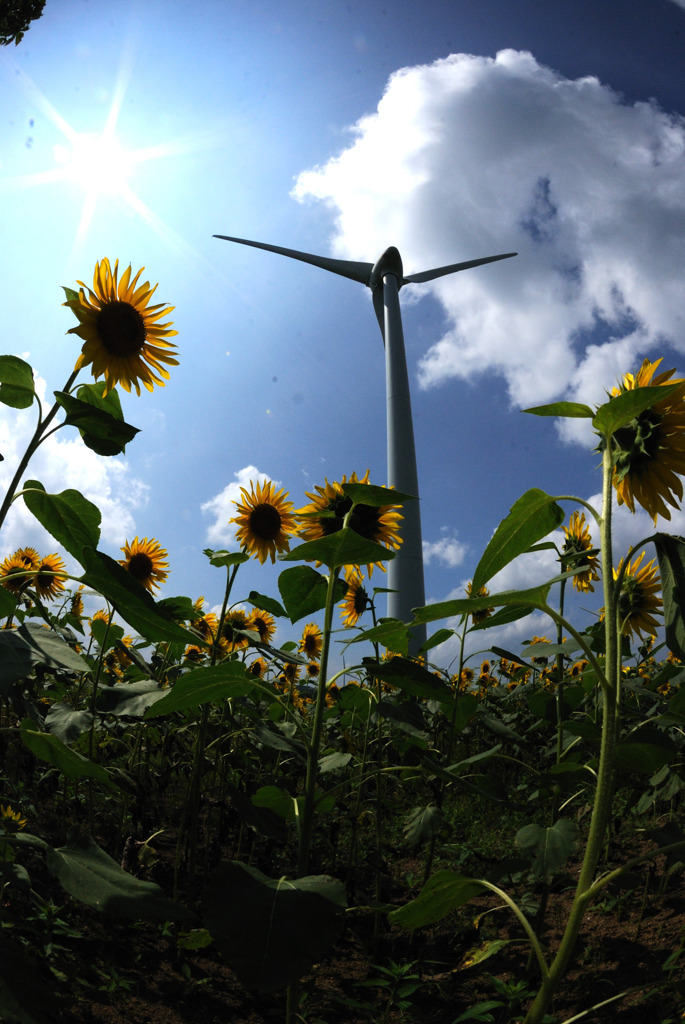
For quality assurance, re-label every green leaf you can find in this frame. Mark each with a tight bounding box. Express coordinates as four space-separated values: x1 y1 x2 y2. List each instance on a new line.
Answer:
362 657 453 704
278 565 345 623
22 481 101 563
0 587 17 619
0 355 35 409
523 401 594 419
96 681 169 717
318 751 352 773
340 482 416 506
593 383 682 436
252 786 298 820
515 819 578 879
54 388 139 456
202 861 346 992
79 548 199 645
247 591 287 618
144 662 258 718
388 870 483 929
469 604 533 632
403 805 444 849
0 623 91 693
280 528 396 569
346 618 410 656
420 628 455 653
653 534 685 660
203 549 250 568
614 738 677 775
19 720 118 791
412 583 551 625
47 831 195 921
44 703 94 744
472 489 564 592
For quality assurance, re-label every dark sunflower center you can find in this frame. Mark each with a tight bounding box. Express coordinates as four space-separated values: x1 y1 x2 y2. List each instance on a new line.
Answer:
612 408 663 482
320 497 381 540
96 301 146 357
128 552 154 581
249 503 282 541
353 587 369 614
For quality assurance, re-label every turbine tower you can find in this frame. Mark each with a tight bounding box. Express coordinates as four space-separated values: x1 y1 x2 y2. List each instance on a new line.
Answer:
215 234 516 651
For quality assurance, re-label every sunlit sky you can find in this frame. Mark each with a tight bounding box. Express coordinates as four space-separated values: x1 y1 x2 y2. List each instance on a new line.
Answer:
2 0 685 668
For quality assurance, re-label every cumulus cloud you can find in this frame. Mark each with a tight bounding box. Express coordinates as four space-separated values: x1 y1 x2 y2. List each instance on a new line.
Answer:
201 465 276 546
422 529 468 567
0 379 148 568
294 49 685 412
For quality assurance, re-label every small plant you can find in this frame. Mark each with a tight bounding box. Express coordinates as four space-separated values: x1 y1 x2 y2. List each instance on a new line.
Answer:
357 958 423 1021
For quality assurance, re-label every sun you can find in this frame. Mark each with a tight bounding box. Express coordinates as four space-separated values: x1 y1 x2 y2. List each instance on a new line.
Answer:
54 132 134 198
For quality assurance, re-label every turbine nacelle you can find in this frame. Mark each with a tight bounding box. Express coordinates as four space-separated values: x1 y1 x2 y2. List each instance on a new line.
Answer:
368 246 404 292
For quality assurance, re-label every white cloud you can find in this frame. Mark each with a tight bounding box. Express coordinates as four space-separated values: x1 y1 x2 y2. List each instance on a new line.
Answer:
0 379 148 567
201 465 277 546
669 0 685 9
422 529 467 567
294 49 685 412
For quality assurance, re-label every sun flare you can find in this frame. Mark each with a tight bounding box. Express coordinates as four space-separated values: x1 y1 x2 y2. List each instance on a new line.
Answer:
54 133 134 198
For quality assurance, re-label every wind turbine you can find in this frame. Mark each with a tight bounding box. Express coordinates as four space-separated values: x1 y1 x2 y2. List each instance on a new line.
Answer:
214 234 516 651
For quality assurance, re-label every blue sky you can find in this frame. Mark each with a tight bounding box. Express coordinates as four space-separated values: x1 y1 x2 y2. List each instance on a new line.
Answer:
2 0 685 669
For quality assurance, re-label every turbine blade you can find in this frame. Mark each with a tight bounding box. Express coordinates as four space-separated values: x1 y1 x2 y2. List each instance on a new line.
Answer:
403 251 517 284
372 288 386 345
214 234 373 285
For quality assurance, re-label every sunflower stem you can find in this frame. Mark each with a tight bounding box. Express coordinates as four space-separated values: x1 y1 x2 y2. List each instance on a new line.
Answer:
0 370 79 534
523 440 619 1024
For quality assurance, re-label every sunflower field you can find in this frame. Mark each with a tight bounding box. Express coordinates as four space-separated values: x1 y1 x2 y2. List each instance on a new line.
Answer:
1 262 685 1024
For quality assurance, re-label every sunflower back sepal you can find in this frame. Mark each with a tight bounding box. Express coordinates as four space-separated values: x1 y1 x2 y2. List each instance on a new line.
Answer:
653 534 685 660
593 383 683 437
0 355 35 410
54 387 140 456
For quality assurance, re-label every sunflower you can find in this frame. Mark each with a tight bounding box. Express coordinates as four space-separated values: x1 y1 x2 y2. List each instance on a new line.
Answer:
0 804 27 833
248 657 267 678
230 479 299 564
465 581 494 624
190 598 219 645
298 470 402 574
70 586 85 618
89 608 110 636
609 358 685 522
33 553 67 601
339 566 370 627
221 608 250 652
64 258 178 396
0 549 37 595
246 608 276 644
562 511 600 592
612 551 662 640
119 537 169 593
299 622 322 661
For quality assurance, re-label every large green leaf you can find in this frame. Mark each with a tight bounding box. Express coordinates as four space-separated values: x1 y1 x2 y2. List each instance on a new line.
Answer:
79 548 199 645
593 383 682 436
472 489 564 592
388 870 483 929
340 481 416 506
363 656 453 704
22 481 101 563
96 680 169 717
47 831 195 921
614 735 677 775
653 534 685 660
202 861 346 992
278 565 345 623
19 720 118 791
346 618 410 657
0 587 17 619
247 590 287 618
0 623 91 693
524 401 593 419
0 355 35 409
44 703 94 744
515 819 578 879
280 528 396 570
412 582 552 625
144 662 259 718
403 805 444 849
54 387 139 456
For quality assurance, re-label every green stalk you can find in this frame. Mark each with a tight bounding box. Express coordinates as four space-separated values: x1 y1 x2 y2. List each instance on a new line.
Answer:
523 441 619 1024
0 370 79 533
296 565 338 878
